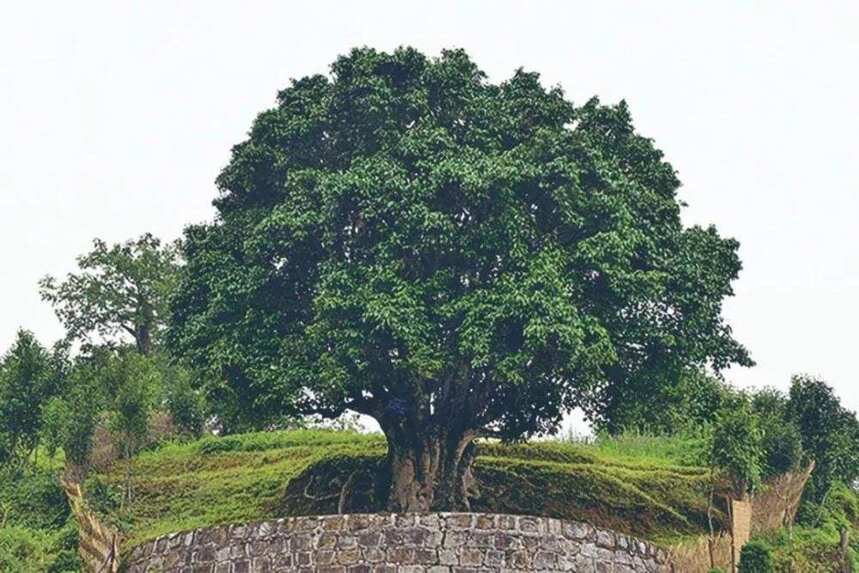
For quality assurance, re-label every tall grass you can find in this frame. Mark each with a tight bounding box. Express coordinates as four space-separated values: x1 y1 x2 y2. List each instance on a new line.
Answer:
561 428 711 468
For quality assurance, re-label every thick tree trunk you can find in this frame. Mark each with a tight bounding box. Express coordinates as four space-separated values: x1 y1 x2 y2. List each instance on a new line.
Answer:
383 429 478 512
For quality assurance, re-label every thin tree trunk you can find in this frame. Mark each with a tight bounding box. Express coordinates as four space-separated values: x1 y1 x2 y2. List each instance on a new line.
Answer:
706 470 716 570
839 527 851 573
135 323 152 356
728 499 736 573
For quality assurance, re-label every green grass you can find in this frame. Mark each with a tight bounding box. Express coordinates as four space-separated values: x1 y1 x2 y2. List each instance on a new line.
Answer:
588 431 711 468
753 482 859 571
86 429 722 552
0 465 81 572
754 524 858 572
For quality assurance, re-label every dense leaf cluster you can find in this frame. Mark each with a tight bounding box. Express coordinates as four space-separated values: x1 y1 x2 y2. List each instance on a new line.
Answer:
170 47 751 441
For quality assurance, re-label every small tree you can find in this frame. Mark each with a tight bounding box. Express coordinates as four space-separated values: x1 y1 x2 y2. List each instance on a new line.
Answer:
105 352 158 505
711 403 763 499
38 397 70 460
164 365 206 438
0 330 62 465
788 375 859 501
751 387 803 479
50 362 104 476
39 234 180 355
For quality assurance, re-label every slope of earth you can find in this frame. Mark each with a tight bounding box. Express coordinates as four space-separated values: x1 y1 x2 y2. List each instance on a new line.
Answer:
83 429 723 553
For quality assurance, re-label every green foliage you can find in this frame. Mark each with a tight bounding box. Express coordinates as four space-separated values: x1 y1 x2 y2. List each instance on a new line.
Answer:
169 47 750 447
788 375 859 501
108 352 159 455
46 359 108 470
164 368 206 438
738 539 774 573
583 430 711 468
39 233 181 355
749 387 804 479
597 368 735 435
798 481 859 530
759 417 802 479
0 524 79 573
39 397 70 460
761 525 857 572
0 467 69 530
0 330 63 465
0 465 80 573
0 526 54 573
760 483 858 571
711 403 763 496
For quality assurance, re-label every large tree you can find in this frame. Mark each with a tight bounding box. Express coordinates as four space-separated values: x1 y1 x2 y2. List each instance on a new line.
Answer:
170 47 751 511
40 234 180 355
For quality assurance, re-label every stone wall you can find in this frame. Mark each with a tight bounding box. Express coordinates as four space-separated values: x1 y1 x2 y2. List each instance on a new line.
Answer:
123 513 670 572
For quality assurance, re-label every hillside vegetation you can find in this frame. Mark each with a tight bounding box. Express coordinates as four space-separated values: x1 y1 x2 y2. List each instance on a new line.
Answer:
83 429 721 552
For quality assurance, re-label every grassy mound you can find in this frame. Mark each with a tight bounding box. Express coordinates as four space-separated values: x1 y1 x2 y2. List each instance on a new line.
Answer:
85 429 723 551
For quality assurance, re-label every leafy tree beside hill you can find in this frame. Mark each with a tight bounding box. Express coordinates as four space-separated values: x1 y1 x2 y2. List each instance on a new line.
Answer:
39 234 181 356
170 47 751 512
0 330 65 465
788 375 859 501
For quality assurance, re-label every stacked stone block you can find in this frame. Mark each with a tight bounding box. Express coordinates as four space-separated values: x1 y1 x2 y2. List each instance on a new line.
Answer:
123 513 670 572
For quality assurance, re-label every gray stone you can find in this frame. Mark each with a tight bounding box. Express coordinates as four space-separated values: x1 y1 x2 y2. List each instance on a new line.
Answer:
124 512 669 572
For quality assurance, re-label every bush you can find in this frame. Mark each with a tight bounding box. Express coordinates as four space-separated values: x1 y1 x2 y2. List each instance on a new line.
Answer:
738 540 774 573
0 526 52 572
711 404 763 496
788 375 859 501
60 369 103 469
759 418 802 478
165 373 206 438
0 467 69 530
0 523 79 573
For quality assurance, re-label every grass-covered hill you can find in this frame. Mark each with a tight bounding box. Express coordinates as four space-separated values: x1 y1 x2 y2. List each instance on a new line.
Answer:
82 429 723 553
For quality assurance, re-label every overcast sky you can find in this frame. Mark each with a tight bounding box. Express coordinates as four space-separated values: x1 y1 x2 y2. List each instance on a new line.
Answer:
2 1 857 418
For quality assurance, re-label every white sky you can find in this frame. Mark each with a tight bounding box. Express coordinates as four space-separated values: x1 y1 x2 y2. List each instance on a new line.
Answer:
2 1 857 417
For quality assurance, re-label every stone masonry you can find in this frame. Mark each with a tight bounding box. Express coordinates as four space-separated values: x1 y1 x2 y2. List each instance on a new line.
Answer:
123 512 671 572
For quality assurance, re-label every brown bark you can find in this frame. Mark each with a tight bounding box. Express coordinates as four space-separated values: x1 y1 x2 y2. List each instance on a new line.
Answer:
383 429 478 512
839 527 850 573
135 323 152 355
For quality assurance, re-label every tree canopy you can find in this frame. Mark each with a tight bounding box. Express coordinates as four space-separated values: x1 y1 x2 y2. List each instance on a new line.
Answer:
40 233 181 355
0 330 63 464
169 47 751 510
788 375 859 500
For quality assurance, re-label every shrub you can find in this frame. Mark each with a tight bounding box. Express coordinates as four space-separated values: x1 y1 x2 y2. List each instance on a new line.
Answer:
738 540 774 573
0 526 52 572
711 404 763 496
759 418 802 479
0 522 79 573
788 375 859 501
0 467 69 530
165 374 206 438
60 369 103 470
